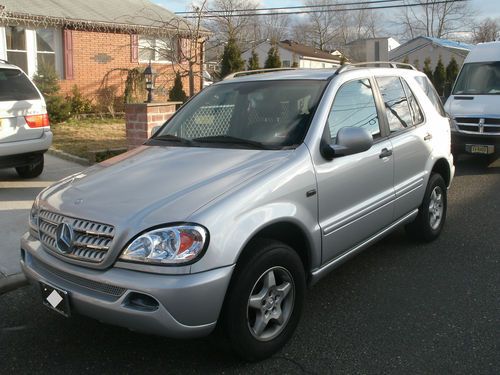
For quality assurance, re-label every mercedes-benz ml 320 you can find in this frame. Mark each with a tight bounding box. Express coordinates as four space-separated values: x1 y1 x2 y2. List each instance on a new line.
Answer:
21 64 454 361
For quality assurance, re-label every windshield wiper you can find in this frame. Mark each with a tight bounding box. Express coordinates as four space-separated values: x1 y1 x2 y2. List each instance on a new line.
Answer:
192 135 273 149
149 134 193 145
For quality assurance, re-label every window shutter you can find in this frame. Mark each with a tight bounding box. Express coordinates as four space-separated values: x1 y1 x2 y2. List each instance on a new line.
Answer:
63 29 74 80
178 38 190 62
131 34 139 63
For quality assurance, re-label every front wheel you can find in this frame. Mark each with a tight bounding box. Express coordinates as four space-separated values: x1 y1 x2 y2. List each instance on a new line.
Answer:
405 173 447 242
223 239 305 361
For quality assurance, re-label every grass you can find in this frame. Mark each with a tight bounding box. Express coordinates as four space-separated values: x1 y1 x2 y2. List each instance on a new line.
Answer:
51 118 127 160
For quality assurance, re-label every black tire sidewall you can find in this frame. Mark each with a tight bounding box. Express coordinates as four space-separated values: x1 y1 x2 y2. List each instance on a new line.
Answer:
16 155 44 178
419 173 447 240
224 240 305 361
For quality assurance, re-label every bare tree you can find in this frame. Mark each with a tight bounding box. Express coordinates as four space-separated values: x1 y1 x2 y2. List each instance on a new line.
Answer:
472 17 499 43
140 1 210 97
204 0 259 42
292 0 381 51
398 0 473 40
260 12 291 43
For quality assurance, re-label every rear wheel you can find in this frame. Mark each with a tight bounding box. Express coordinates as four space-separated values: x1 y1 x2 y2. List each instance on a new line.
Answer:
223 239 305 361
405 173 447 242
16 155 44 178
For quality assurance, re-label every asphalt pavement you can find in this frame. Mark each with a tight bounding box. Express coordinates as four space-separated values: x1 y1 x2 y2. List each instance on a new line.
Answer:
0 154 84 292
0 155 498 374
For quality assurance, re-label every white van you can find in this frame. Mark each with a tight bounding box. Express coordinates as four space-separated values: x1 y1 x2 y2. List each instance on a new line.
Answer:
444 41 500 156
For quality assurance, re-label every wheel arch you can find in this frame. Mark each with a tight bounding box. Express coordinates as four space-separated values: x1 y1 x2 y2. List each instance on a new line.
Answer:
236 220 313 281
431 157 451 187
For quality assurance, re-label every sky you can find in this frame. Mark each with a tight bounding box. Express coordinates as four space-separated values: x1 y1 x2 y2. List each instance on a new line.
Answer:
157 0 500 19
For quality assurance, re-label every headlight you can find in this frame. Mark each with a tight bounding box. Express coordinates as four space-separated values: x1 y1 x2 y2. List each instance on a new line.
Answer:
29 200 39 230
120 225 208 265
449 118 458 131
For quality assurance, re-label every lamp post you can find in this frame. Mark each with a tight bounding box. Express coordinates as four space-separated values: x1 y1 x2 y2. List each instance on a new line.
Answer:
144 62 155 103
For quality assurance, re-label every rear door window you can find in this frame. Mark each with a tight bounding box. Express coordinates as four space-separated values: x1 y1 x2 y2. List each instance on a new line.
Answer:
0 68 40 101
401 79 424 126
376 76 413 133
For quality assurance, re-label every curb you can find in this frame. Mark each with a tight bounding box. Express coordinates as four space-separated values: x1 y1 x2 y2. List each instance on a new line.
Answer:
0 272 28 295
47 148 91 166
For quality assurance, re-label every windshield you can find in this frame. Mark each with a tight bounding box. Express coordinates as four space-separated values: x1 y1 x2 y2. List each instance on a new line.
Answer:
452 62 500 95
151 80 327 149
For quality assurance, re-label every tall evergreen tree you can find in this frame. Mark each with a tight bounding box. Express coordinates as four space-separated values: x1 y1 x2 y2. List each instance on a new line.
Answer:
423 57 433 81
169 72 188 102
247 49 260 70
433 57 446 96
220 38 244 78
413 59 420 71
264 45 281 69
445 57 460 95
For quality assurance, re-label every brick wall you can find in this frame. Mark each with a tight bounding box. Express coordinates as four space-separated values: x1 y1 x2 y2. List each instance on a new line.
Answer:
125 102 180 149
58 30 202 104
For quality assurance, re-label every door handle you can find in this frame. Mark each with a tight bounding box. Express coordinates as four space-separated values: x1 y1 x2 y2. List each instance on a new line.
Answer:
424 133 433 141
379 148 393 159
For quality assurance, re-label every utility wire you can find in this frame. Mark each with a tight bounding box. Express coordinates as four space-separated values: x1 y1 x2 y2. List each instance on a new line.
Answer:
179 0 467 18
176 0 403 14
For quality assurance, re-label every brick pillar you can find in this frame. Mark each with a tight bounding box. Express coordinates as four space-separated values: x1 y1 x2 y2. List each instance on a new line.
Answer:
125 102 182 149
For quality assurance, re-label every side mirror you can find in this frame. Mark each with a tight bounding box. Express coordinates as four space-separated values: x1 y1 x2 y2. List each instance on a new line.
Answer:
320 127 373 160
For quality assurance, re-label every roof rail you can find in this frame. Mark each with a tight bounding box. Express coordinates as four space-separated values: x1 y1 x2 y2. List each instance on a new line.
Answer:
335 61 417 75
223 67 298 80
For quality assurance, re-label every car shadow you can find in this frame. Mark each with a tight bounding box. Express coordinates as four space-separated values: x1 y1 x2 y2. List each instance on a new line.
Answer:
454 154 500 176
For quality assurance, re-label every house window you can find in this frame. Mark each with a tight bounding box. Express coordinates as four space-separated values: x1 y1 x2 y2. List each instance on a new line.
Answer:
36 29 57 71
6 26 28 73
139 36 177 63
1 26 63 78
282 60 290 67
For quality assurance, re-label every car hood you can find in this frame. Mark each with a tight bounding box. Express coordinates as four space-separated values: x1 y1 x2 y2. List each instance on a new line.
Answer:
40 145 291 229
445 95 500 117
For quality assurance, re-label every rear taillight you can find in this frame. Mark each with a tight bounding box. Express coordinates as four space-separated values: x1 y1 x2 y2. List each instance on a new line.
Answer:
25 114 50 128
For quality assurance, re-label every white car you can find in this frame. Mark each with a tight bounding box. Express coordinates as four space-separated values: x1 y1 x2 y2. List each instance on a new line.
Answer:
0 60 52 178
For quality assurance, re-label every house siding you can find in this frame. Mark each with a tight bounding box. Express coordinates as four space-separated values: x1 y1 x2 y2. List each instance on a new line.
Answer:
389 38 470 70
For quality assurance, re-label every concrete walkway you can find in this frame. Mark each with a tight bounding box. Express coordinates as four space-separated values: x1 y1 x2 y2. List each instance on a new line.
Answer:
0 154 85 293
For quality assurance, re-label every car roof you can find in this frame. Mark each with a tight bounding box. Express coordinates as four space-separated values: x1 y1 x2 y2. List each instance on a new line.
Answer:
218 66 426 84
0 60 23 70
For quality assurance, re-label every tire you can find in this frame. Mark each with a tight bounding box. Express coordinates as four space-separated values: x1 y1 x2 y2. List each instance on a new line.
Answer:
16 155 44 178
405 173 447 242
223 239 305 361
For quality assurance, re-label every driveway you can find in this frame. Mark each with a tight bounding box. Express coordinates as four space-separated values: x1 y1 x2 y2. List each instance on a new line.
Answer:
0 154 84 280
0 155 499 373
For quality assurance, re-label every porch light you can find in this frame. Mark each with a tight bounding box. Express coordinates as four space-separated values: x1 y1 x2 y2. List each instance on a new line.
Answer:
144 62 155 103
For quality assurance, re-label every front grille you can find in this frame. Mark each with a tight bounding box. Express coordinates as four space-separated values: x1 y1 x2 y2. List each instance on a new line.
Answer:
455 117 500 135
38 210 115 263
32 257 126 298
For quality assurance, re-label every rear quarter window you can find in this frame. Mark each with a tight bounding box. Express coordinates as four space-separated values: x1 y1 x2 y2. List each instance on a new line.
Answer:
0 68 41 101
414 76 446 117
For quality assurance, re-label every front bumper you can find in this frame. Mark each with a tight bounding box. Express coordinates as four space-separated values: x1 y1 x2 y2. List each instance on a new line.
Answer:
451 131 500 155
20 232 234 338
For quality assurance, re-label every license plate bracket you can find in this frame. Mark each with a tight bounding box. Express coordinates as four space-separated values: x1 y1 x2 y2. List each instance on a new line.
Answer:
467 144 494 154
40 282 71 317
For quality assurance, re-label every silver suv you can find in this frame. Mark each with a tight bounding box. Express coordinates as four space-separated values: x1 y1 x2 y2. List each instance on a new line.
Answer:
0 61 52 178
21 64 454 361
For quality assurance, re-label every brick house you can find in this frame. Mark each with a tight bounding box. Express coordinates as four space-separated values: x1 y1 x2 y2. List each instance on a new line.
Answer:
0 0 207 104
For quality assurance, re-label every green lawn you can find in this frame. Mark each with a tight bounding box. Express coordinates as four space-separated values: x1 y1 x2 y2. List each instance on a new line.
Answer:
51 118 127 160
